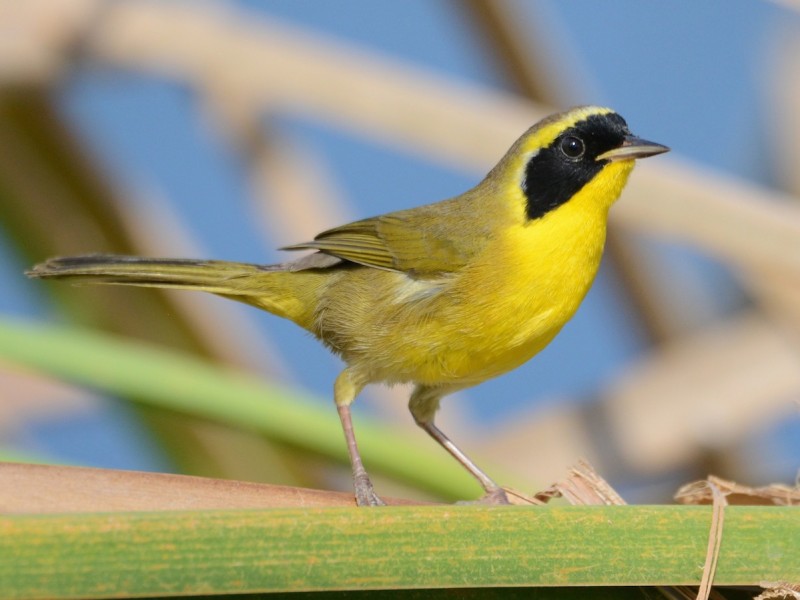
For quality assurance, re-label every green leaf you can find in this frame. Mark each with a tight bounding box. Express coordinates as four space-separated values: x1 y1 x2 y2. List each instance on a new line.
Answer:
1 505 797 598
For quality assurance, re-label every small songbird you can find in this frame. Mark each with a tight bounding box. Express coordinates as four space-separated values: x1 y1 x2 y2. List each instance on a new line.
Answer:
28 106 668 506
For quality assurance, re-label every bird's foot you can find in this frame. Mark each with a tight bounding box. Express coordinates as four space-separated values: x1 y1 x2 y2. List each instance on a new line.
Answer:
457 487 511 506
354 474 386 507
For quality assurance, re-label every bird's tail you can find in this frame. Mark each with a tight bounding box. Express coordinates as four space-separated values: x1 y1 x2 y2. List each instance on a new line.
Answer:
27 254 322 327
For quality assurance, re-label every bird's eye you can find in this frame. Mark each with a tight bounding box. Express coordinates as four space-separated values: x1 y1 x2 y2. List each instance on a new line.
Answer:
559 135 585 159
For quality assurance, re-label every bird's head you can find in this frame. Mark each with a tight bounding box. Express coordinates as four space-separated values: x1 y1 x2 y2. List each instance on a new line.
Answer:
496 106 668 221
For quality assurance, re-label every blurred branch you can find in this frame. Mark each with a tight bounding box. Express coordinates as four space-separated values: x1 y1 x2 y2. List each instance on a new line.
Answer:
0 0 96 84
0 360 94 432
620 161 800 279
200 77 357 253
84 1 548 167
462 0 568 103
603 312 800 472
745 33 800 336
770 35 800 195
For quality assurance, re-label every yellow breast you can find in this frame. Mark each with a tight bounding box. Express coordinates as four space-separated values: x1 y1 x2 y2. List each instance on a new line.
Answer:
393 159 634 385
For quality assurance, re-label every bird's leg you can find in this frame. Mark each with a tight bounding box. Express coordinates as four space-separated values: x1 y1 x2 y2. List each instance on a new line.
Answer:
335 370 385 507
410 385 510 505
419 420 510 505
336 403 384 506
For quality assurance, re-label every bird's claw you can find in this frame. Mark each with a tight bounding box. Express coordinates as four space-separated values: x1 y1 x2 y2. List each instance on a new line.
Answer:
457 487 511 506
354 475 386 507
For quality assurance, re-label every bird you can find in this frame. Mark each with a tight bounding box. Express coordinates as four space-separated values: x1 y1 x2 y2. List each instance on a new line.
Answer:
27 106 668 506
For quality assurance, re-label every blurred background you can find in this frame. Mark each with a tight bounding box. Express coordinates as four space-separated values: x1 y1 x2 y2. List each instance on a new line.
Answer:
1 0 799 503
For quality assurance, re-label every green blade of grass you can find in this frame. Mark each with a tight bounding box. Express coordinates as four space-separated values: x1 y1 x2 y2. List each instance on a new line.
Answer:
1 505 798 598
0 317 490 500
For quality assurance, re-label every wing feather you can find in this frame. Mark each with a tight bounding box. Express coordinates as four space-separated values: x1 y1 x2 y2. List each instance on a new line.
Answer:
282 194 497 275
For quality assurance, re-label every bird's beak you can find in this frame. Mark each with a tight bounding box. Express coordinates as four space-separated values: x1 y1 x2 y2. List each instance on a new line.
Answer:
596 135 669 162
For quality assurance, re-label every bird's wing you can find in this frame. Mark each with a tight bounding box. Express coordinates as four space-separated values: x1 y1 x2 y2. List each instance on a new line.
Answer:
283 204 486 275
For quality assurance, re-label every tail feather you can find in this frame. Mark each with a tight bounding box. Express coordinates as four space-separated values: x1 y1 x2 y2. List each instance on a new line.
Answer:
27 254 322 327
26 254 269 295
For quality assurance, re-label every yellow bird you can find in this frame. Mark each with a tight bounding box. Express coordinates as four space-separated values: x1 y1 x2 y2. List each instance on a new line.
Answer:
28 106 668 506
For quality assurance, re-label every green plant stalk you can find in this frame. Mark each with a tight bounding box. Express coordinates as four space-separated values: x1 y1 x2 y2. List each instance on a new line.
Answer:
2 505 798 599
0 318 493 500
